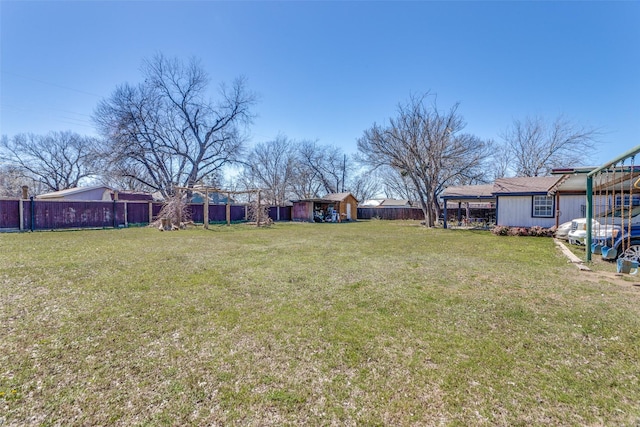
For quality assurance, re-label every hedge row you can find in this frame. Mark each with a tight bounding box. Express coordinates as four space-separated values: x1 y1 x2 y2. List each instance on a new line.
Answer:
491 225 556 237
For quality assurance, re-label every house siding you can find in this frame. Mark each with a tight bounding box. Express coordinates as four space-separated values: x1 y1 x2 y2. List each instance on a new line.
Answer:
556 194 586 224
497 195 556 228
556 194 612 224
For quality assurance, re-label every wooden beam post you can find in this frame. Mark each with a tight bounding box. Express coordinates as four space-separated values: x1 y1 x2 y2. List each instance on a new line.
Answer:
203 188 209 229
256 190 261 227
226 192 231 226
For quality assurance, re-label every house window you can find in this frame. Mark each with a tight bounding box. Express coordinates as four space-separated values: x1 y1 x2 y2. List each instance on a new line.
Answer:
532 195 554 218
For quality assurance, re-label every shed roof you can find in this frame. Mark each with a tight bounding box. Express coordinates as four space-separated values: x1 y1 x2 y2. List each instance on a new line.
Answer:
323 192 357 202
492 176 561 195
296 192 358 203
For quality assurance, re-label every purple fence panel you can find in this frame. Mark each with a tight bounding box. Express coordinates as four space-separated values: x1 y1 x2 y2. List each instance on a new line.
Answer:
279 206 292 221
189 204 204 223
230 205 246 221
126 202 151 224
23 201 32 230
267 206 292 221
203 204 247 222
32 201 123 230
268 207 277 220
207 205 225 222
115 203 125 226
0 200 20 229
206 205 246 222
151 203 163 220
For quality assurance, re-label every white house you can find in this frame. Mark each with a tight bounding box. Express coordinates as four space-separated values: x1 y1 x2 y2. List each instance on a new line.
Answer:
442 175 596 229
493 176 564 228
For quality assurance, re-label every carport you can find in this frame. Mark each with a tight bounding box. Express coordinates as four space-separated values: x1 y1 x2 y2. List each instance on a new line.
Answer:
440 184 495 229
584 145 640 262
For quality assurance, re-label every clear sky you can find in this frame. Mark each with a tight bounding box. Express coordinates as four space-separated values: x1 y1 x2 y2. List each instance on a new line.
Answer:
1 1 639 167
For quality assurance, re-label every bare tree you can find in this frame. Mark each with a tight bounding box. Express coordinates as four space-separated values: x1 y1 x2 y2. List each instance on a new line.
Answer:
0 131 101 192
490 139 511 180
0 164 47 197
240 136 360 201
94 54 256 197
500 115 599 177
346 170 381 203
376 165 420 201
357 93 492 226
241 135 296 205
288 160 324 199
296 140 350 196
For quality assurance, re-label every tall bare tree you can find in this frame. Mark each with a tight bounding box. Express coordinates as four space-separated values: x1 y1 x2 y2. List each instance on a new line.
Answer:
0 131 101 192
295 140 351 196
347 170 381 203
94 54 256 197
500 115 599 177
358 93 492 226
242 135 296 205
377 165 420 201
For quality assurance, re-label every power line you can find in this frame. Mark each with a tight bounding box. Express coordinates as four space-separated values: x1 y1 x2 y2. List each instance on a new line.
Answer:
0 104 97 133
1 70 104 98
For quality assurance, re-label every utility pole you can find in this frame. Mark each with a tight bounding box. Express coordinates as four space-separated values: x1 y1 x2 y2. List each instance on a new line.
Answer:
341 154 346 192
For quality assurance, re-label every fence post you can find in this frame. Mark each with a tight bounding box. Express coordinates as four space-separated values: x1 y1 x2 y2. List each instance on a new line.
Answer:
18 186 27 231
18 200 24 231
30 196 35 232
148 202 153 224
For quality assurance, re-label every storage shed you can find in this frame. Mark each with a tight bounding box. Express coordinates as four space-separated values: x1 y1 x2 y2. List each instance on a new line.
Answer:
292 192 359 222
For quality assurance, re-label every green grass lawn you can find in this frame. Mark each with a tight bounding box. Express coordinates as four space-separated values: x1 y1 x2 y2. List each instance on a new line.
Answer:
1 221 639 426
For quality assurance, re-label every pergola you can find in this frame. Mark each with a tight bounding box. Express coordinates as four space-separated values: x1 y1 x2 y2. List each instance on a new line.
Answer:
175 185 265 228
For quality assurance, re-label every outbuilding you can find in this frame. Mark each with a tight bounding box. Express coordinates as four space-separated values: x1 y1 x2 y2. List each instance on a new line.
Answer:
292 192 359 222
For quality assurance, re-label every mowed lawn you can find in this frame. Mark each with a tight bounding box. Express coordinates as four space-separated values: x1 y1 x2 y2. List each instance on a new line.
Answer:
1 221 639 426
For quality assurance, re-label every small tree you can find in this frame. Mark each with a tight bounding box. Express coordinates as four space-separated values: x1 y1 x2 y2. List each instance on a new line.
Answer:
154 193 192 231
245 190 271 226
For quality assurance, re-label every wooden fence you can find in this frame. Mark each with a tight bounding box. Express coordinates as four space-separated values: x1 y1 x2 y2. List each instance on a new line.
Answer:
357 207 425 220
0 199 293 231
0 199 437 232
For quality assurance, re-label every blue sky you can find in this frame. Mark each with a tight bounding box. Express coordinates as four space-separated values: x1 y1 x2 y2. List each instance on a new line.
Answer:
1 1 639 167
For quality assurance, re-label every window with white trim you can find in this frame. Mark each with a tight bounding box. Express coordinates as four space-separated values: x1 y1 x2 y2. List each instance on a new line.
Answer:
532 195 554 218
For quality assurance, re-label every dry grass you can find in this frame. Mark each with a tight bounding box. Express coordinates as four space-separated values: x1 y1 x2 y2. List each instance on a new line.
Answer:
1 221 639 426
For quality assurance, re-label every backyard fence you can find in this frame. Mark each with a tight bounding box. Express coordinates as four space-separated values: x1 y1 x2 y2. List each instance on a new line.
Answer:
0 198 294 232
357 207 425 220
0 199 439 232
